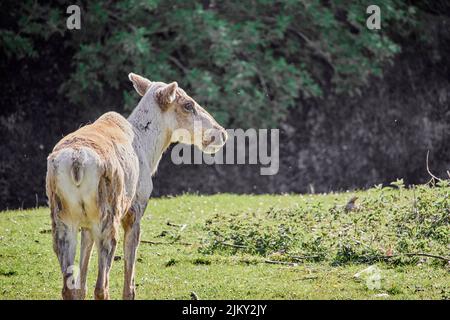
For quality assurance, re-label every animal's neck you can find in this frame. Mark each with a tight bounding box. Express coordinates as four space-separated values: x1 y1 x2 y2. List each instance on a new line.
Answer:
127 97 171 174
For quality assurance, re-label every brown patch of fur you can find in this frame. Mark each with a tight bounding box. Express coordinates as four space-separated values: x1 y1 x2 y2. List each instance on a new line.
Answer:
121 208 136 230
53 112 130 163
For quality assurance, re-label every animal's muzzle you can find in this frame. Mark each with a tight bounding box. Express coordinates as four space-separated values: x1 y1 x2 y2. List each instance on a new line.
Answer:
202 127 227 153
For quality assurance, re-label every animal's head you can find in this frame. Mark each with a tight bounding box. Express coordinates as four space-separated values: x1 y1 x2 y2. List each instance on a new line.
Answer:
129 73 227 154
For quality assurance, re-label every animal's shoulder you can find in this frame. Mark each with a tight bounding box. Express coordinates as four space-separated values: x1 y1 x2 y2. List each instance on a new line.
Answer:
96 112 132 132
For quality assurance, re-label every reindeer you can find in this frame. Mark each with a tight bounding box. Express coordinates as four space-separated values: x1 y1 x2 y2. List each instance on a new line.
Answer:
46 73 227 300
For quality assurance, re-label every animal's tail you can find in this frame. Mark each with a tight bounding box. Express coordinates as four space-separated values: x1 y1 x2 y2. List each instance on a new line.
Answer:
70 151 85 187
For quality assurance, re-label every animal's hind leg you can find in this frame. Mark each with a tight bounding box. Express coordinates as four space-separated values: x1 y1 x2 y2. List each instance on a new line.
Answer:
94 220 119 300
52 218 79 300
79 228 94 299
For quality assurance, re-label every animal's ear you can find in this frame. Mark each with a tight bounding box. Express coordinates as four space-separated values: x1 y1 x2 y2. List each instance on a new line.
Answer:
128 73 152 96
156 82 178 108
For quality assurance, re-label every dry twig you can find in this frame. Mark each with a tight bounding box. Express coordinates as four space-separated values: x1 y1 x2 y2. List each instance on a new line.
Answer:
426 150 443 183
218 241 248 249
377 252 449 262
140 240 192 246
167 221 188 231
265 260 298 266
289 255 321 261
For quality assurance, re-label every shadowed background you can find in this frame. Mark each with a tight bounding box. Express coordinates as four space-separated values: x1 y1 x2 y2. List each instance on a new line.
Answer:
0 0 449 209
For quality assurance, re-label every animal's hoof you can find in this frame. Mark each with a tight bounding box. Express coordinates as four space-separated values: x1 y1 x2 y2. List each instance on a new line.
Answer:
62 288 85 300
123 289 136 300
94 289 110 300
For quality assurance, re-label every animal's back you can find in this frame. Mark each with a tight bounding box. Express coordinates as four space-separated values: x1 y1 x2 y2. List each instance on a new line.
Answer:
46 112 137 226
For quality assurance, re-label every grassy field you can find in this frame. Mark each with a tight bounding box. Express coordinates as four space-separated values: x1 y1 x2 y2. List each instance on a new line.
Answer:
0 182 449 300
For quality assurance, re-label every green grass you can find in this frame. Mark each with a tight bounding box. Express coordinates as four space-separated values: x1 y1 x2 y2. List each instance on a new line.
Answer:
0 182 449 300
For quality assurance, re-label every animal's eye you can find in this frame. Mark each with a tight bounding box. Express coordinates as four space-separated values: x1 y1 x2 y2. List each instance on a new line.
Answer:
183 102 194 112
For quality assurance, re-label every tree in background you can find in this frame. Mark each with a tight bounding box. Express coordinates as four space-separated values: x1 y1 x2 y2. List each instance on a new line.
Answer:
1 0 420 127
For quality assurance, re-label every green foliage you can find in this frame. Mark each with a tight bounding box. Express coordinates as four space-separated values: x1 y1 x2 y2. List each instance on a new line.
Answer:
0 30 36 59
2 0 422 127
200 184 449 266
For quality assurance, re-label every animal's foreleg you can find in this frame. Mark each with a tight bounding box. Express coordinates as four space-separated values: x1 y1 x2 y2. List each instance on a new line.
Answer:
122 213 142 300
